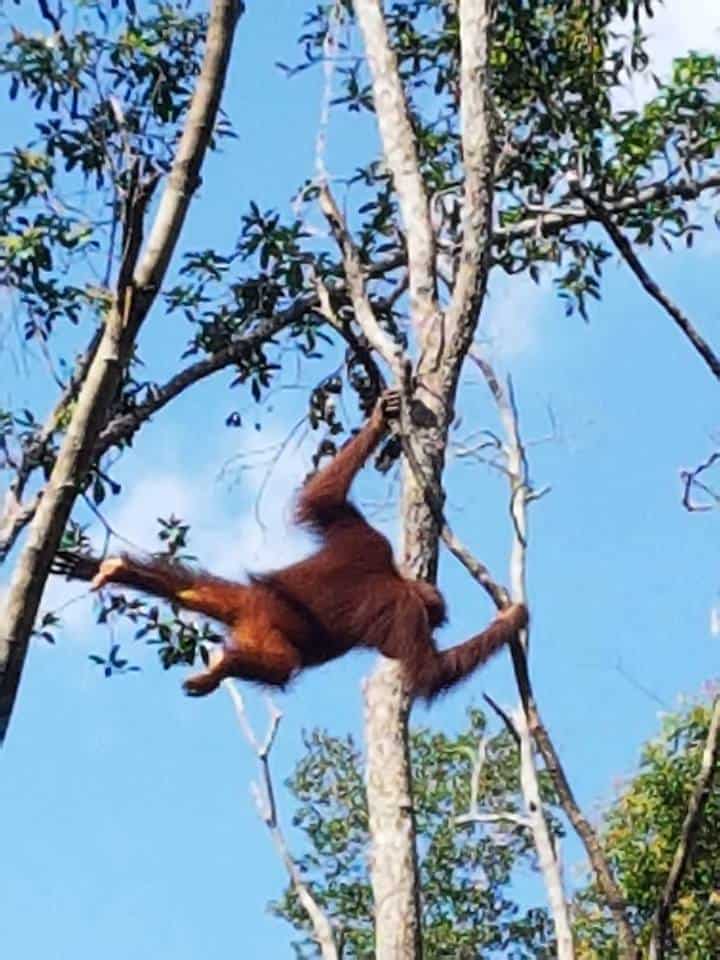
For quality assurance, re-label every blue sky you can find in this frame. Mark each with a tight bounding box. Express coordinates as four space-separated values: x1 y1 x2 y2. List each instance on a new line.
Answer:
1 2 719 957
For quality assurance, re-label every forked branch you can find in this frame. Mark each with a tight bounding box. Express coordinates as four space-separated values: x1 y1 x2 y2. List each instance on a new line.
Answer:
469 351 638 960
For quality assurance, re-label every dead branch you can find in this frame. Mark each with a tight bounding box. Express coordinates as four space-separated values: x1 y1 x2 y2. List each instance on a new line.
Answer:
478 358 575 958
0 0 241 744
514 702 573 957
471 351 639 960
483 692 520 745
440 522 509 610
456 736 531 830
223 683 340 960
456 810 531 829
648 695 720 960
317 183 404 374
681 451 720 512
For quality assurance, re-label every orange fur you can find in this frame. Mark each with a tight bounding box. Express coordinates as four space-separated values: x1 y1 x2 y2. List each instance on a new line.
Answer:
59 396 527 700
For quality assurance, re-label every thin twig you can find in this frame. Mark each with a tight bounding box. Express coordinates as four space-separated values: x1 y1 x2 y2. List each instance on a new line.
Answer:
681 451 720 512
468 737 487 814
497 172 720 245
483 692 520 745
36 0 61 33
456 810 531 829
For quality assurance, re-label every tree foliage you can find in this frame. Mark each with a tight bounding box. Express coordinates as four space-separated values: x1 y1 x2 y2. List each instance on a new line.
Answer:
273 710 559 959
294 0 720 317
2 0 718 639
575 696 720 959
273 696 720 959
0 0 718 954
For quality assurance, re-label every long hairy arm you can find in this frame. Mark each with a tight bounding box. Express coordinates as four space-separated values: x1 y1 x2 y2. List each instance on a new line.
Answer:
296 390 400 529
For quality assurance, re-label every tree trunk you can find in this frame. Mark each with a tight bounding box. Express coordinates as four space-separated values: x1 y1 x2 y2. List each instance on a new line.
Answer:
364 660 422 960
365 414 446 959
0 0 240 743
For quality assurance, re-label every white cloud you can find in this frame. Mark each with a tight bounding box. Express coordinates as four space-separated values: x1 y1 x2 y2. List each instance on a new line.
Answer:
100 419 316 579
645 1 720 72
482 271 551 361
0 416 318 653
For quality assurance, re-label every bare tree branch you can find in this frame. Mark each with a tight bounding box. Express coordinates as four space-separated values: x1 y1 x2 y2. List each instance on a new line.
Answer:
353 0 437 331
95 303 314 455
532 718 638 958
440 523 509 610
470 351 639 960
513 701 574 959
36 0 61 33
318 183 404 375
483 692 520 745
477 358 575 958
223 682 340 960
0 0 241 744
648 696 720 960
456 737 531 829
456 810 531 829
681 451 720 512
497 172 720 245
570 177 720 382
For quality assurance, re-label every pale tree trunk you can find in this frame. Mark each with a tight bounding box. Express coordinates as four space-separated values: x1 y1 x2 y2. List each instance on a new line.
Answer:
328 3 599 956
364 423 445 960
0 0 240 743
351 0 496 953
364 658 422 960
